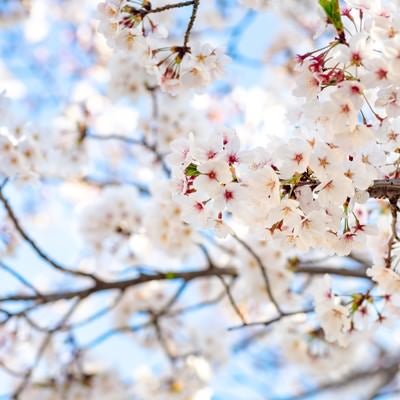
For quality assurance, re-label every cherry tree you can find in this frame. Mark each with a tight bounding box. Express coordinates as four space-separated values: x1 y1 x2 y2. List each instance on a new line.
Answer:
0 0 400 398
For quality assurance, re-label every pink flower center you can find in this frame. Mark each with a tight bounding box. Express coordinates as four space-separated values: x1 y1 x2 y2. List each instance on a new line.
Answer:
207 150 217 159
351 52 362 65
208 171 217 180
341 104 351 114
350 85 361 95
293 153 303 164
376 68 388 80
194 202 204 211
224 190 234 201
228 154 238 164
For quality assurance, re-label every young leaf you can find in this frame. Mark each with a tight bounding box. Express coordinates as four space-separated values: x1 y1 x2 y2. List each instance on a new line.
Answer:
185 163 200 177
319 0 345 38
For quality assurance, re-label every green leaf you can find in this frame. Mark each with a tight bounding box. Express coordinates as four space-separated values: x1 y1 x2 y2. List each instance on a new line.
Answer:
185 163 200 177
165 272 177 279
350 293 363 314
319 0 344 36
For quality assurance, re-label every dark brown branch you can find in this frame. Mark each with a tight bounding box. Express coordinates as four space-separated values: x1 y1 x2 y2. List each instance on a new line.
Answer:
153 316 176 363
228 308 313 331
0 267 237 304
148 0 194 14
293 264 368 279
0 188 102 283
368 179 400 201
183 0 199 47
366 179 400 268
274 358 399 400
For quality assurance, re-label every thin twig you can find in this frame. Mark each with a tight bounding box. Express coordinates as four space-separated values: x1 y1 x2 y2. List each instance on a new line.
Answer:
0 188 102 283
217 275 247 324
82 322 152 350
152 316 176 363
65 291 126 330
0 261 44 297
148 0 194 14
12 299 81 399
183 0 200 47
232 234 283 315
228 308 313 331
86 133 170 175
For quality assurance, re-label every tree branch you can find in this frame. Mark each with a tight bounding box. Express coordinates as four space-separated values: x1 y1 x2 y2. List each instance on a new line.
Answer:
148 1 195 14
0 187 102 283
0 267 238 304
183 0 200 47
232 233 284 315
228 308 313 331
274 358 399 400
293 264 368 279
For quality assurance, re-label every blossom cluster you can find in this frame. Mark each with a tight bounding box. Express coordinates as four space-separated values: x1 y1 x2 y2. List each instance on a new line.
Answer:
132 356 212 400
293 0 400 334
165 0 400 346
21 368 130 400
78 183 199 265
79 186 141 263
6 0 400 397
0 97 91 182
168 123 375 257
97 0 230 94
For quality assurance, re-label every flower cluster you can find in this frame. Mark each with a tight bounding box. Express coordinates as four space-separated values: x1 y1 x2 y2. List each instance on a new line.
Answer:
145 184 198 257
132 356 212 400
231 236 298 318
20 368 130 400
113 281 167 327
168 124 375 256
164 0 400 347
276 318 367 379
108 52 156 101
78 186 141 263
293 0 400 325
6 0 400 396
0 96 45 182
0 97 93 181
139 94 211 153
312 274 391 346
97 0 230 94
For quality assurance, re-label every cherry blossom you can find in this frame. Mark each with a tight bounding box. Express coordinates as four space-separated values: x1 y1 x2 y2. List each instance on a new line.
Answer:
4 0 400 398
